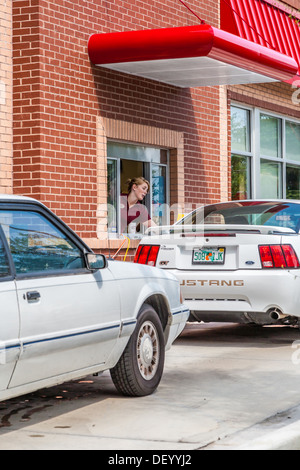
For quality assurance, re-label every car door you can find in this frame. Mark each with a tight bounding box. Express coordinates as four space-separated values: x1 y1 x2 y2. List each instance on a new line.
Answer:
0 206 121 388
0 228 20 391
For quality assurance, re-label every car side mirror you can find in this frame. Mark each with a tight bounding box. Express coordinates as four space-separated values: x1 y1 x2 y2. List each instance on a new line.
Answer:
85 253 107 271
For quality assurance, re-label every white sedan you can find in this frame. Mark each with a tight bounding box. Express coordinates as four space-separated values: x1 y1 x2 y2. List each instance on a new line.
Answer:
135 200 300 327
0 195 188 401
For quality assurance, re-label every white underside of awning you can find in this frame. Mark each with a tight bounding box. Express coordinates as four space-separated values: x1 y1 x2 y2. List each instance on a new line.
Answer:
101 56 278 87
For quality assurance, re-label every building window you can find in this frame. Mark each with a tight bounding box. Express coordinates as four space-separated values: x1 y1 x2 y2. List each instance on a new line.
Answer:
260 113 282 159
231 106 252 200
231 105 300 200
107 142 169 236
231 154 251 200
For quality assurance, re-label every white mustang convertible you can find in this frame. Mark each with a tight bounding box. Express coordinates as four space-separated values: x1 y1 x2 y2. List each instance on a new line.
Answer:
135 200 300 327
0 195 188 401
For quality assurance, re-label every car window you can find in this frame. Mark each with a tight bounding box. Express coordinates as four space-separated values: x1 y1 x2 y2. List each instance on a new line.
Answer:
0 210 85 275
0 236 10 278
178 202 300 232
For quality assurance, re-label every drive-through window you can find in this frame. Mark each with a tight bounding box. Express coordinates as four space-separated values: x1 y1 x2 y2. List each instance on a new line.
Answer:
107 142 169 236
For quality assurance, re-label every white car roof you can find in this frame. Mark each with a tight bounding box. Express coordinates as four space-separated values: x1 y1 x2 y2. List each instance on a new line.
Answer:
0 194 39 202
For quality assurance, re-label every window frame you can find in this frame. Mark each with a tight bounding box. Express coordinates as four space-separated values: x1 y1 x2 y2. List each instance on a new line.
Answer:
231 104 254 199
0 225 14 282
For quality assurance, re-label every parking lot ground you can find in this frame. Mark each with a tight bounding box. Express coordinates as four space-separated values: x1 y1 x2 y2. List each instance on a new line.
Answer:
1 322 300 450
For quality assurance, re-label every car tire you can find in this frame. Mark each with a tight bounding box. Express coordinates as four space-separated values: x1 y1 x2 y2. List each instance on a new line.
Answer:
110 304 165 396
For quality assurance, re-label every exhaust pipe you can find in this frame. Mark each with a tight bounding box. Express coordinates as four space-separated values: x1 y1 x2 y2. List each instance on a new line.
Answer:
268 308 287 322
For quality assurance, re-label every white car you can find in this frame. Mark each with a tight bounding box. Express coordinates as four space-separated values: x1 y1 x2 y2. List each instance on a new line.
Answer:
0 195 188 401
135 200 300 327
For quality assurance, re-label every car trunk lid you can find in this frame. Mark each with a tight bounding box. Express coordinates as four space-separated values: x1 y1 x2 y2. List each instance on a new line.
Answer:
143 224 296 271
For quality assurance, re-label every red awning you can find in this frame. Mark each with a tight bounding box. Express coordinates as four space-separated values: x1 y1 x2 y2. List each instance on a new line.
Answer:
221 0 300 84
88 23 298 88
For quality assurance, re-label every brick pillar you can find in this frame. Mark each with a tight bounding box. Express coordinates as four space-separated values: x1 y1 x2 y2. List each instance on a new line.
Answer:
0 0 13 194
12 0 41 198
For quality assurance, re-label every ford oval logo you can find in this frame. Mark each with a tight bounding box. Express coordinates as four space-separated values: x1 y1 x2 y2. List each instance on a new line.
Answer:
245 261 255 265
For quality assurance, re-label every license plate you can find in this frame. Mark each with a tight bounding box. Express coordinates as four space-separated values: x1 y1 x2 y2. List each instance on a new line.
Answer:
192 247 225 264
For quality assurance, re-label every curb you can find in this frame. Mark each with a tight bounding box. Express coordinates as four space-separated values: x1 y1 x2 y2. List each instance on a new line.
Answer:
236 420 300 450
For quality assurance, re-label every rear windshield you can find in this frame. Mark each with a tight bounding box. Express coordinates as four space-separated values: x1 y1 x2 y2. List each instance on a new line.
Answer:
178 202 300 232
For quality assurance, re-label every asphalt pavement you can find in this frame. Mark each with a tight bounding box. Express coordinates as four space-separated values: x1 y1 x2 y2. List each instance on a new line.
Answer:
1 322 300 450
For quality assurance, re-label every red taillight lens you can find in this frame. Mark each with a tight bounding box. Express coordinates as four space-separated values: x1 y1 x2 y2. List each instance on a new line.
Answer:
259 245 299 269
134 245 160 266
133 245 143 263
136 245 151 264
259 245 274 268
146 245 160 266
282 245 300 268
270 245 287 268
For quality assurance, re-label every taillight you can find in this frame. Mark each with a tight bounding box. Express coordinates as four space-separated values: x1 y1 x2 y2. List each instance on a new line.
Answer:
134 245 160 266
282 245 300 268
259 244 300 269
259 245 273 268
133 245 143 263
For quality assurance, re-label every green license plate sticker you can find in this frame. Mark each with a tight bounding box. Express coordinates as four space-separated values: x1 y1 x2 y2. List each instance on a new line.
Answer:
192 247 225 264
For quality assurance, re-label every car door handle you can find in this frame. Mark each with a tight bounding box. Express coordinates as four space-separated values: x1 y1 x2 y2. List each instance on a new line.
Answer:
26 291 41 302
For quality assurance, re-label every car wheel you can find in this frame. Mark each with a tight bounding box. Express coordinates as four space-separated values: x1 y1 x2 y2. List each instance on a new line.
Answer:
110 304 165 396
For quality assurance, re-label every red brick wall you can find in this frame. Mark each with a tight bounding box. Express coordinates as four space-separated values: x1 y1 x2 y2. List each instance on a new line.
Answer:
12 0 221 238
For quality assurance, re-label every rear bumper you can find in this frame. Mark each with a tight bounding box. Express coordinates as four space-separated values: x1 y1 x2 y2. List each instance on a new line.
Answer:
166 268 300 321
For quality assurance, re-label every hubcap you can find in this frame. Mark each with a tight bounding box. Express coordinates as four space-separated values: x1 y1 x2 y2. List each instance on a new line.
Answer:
137 320 159 380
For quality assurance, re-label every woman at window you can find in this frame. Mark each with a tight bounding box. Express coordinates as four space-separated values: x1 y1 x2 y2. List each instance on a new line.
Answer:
120 177 156 234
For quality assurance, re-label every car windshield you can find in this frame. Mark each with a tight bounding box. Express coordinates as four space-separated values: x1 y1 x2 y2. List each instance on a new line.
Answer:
177 201 300 233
